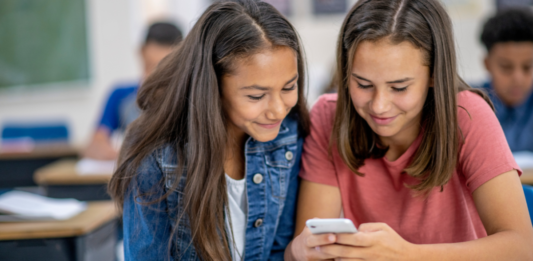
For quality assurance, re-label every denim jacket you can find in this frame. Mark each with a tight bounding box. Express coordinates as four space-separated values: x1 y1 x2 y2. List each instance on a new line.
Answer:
123 116 304 260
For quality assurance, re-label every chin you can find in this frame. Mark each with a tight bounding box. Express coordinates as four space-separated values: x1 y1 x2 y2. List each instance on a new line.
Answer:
369 125 399 138
252 135 277 142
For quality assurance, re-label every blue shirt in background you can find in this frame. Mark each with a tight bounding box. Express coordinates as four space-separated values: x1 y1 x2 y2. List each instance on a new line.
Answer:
98 83 140 133
481 81 533 152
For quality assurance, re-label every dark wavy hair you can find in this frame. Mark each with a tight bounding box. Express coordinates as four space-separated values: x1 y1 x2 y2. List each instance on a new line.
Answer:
333 0 492 194
480 8 533 52
108 0 309 260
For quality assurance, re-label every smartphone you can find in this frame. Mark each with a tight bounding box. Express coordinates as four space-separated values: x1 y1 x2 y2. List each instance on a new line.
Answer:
306 218 358 234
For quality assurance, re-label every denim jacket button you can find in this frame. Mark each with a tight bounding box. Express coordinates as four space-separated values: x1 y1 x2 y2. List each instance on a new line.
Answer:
254 218 263 227
285 151 294 160
253 173 263 184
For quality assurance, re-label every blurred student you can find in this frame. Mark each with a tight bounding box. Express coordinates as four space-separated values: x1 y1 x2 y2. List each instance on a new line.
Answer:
84 22 183 160
109 0 309 260
286 0 533 260
480 8 533 152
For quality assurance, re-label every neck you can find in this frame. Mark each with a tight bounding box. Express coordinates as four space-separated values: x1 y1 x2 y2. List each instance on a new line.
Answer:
224 123 248 180
380 115 422 161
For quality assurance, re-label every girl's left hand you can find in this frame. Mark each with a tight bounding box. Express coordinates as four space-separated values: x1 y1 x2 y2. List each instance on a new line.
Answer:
317 223 417 261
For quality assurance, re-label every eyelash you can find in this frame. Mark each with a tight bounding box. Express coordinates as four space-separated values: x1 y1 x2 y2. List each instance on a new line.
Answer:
283 84 297 91
357 83 408 92
248 95 265 100
247 84 297 100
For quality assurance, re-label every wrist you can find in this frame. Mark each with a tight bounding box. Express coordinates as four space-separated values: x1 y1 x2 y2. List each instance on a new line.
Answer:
284 241 296 261
405 242 424 261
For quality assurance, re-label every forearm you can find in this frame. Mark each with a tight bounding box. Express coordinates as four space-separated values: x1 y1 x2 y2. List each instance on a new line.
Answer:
415 230 533 261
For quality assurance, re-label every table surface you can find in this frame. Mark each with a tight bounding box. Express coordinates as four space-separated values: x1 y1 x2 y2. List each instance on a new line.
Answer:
0 201 117 241
0 143 78 160
34 159 112 185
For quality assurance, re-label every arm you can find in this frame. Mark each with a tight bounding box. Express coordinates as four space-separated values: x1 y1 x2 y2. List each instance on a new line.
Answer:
83 127 118 160
284 180 343 261
123 152 172 261
414 170 533 260
318 170 533 260
83 88 125 160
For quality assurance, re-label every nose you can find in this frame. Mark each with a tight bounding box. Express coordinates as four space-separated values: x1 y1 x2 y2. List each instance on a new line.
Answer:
370 88 392 115
266 95 286 120
511 69 528 87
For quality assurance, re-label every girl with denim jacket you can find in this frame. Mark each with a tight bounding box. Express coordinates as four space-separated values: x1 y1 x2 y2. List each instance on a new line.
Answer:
108 1 310 260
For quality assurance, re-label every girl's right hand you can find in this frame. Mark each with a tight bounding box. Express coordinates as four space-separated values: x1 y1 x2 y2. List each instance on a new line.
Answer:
289 226 338 260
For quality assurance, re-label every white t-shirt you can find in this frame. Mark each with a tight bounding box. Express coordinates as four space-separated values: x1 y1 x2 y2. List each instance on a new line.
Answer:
225 174 248 261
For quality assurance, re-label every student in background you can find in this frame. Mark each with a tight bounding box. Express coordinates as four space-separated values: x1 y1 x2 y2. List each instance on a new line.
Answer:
84 22 183 160
480 8 533 152
109 0 309 260
285 0 533 260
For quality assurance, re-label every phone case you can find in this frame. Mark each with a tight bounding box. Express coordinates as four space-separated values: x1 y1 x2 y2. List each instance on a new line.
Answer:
306 218 358 234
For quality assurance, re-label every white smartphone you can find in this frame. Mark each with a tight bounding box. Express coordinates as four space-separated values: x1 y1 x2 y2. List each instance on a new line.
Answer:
306 218 358 234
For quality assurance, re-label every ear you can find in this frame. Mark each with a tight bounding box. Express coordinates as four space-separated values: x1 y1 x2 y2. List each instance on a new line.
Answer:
428 76 434 88
484 55 490 72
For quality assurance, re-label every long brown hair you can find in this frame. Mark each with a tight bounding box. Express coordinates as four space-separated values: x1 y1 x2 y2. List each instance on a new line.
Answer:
108 0 309 260
333 0 492 193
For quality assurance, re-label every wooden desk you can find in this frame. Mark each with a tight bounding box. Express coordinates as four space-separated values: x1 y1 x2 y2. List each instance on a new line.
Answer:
0 201 118 261
34 159 112 185
0 201 116 241
0 143 78 160
521 169 533 185
0 143 79 188
34 160 112 201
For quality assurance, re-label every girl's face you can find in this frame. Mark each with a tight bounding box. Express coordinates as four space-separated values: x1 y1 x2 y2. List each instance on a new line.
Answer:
349 38 431 142
221 46 299 142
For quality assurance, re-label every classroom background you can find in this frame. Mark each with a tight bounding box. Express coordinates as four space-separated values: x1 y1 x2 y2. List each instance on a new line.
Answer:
0 0 524 148
1 0 533 261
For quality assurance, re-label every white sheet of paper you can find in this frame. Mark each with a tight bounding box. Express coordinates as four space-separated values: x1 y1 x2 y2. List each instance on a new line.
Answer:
76 158 116 175
514 151 533 170
0 191 87 221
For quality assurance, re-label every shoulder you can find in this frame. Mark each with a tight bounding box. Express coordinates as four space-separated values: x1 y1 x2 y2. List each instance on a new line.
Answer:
108 83 139 100
313 93 338 107
311 94 337 120
309 93 338 132
457 90 495 126
134 144 178 187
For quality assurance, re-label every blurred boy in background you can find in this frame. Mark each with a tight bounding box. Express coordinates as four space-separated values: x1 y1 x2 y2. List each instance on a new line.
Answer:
84 22 183 160
480 8 533 152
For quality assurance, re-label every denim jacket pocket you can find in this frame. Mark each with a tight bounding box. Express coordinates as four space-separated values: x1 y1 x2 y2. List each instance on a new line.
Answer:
264 142 298 203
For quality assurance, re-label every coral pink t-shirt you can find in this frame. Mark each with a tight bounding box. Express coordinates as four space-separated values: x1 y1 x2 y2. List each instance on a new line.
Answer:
300 91 521 244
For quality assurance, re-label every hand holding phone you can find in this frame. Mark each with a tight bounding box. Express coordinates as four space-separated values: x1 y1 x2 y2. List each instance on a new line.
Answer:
306 218 358 234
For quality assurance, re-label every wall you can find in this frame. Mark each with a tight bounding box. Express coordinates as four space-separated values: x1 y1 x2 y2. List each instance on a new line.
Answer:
0 0 496 148
0 0 210 148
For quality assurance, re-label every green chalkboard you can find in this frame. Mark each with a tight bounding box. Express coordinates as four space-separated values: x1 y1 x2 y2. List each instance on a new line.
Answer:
0 0 89 89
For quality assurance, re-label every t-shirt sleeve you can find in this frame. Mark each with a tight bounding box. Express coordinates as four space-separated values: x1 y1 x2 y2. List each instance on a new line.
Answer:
299 94 339 187
98 86 136 132
457 91 522 193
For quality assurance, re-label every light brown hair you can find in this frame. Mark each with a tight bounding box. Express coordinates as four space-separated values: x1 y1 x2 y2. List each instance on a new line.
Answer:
108 0 309 260
333 0 492 193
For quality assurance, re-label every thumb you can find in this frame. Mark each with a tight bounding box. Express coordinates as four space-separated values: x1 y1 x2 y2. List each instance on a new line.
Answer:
358 222 388 233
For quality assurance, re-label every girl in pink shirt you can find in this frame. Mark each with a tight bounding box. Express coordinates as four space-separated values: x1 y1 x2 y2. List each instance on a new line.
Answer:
285 0 533 260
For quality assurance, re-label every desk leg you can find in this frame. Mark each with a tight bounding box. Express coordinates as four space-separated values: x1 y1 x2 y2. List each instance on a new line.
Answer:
75 219 117 261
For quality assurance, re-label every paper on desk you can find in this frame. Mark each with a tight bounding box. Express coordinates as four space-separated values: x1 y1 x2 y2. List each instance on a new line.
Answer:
76 158 116 175
0 191 87 221
514 151 533 170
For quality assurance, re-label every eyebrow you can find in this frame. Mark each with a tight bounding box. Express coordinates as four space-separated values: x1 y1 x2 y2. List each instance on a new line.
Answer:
241 74 298 90
352 73 413 84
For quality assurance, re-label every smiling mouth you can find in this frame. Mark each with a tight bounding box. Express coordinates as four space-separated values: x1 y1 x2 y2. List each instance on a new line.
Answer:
370 115 397 125
256 121 281 129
